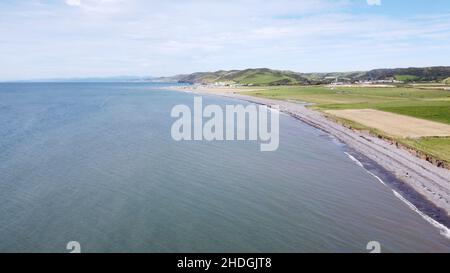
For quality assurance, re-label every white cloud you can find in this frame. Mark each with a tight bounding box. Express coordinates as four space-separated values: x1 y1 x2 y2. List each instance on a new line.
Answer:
65 0 81 6
64 0 125 14
367 0 381 6
1 0 450 80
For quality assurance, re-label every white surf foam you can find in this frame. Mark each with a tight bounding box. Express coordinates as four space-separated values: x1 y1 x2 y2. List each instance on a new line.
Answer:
345 152 385 185
344 151 450 240
392 190 450 239
344 152 364 168
366 171 387 186
268 107 289 116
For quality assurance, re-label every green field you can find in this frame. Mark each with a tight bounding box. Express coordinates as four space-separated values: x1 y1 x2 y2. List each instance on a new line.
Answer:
394 74 420 82
245 85 450 163
233 72 296 85
402 137 450 165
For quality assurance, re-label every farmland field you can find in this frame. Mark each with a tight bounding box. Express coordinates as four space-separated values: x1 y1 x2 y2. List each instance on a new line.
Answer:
324 109 450 138
244 85 450 163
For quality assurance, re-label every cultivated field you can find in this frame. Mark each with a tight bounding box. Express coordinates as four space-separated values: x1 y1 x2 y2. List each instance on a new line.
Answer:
244 85 450 164
324 109 450 138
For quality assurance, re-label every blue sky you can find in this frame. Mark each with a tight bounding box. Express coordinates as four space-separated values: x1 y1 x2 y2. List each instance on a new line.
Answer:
1 0 450 80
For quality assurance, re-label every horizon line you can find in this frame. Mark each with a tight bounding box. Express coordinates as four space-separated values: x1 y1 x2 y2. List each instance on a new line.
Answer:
2 65 450 82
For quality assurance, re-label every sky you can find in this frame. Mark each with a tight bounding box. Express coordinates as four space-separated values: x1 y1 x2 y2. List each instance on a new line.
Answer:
1 0 450 80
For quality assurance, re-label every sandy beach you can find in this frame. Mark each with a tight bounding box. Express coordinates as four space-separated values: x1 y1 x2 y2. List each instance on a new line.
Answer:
165 85 450 219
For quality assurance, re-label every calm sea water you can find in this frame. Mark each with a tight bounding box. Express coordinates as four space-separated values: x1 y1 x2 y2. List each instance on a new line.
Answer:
0 82 449 253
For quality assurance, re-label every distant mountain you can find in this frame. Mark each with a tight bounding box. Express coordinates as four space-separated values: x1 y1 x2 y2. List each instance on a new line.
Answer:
155 66 450 86
12 76 154 83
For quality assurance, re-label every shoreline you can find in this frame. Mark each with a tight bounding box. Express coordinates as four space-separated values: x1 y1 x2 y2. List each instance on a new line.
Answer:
163 85 450 231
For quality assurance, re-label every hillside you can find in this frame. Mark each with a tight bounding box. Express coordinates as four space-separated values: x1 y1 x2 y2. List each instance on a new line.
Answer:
302 71 366 84
155 66 450 86
156 68 310 86
358 66 450 82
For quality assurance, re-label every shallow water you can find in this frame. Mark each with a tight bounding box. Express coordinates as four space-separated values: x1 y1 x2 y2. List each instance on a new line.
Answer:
0 82 449 252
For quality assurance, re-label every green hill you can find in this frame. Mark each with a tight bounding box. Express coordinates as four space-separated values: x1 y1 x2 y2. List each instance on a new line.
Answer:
156 66 450 86
159 68 310 86
443 77 450 84
360 66 450 82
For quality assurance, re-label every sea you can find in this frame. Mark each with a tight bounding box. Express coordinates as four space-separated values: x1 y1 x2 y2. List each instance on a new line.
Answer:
0 82 449 252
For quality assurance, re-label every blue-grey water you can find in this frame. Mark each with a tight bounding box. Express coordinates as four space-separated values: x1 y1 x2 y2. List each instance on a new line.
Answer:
0 82 449 253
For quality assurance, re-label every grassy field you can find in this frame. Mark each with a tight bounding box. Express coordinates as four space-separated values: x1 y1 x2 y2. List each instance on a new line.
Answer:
244 85 450 164
245 86 450 123
395 74 421 82
402 137 450 163
233 72 295 85
324 109 450 138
